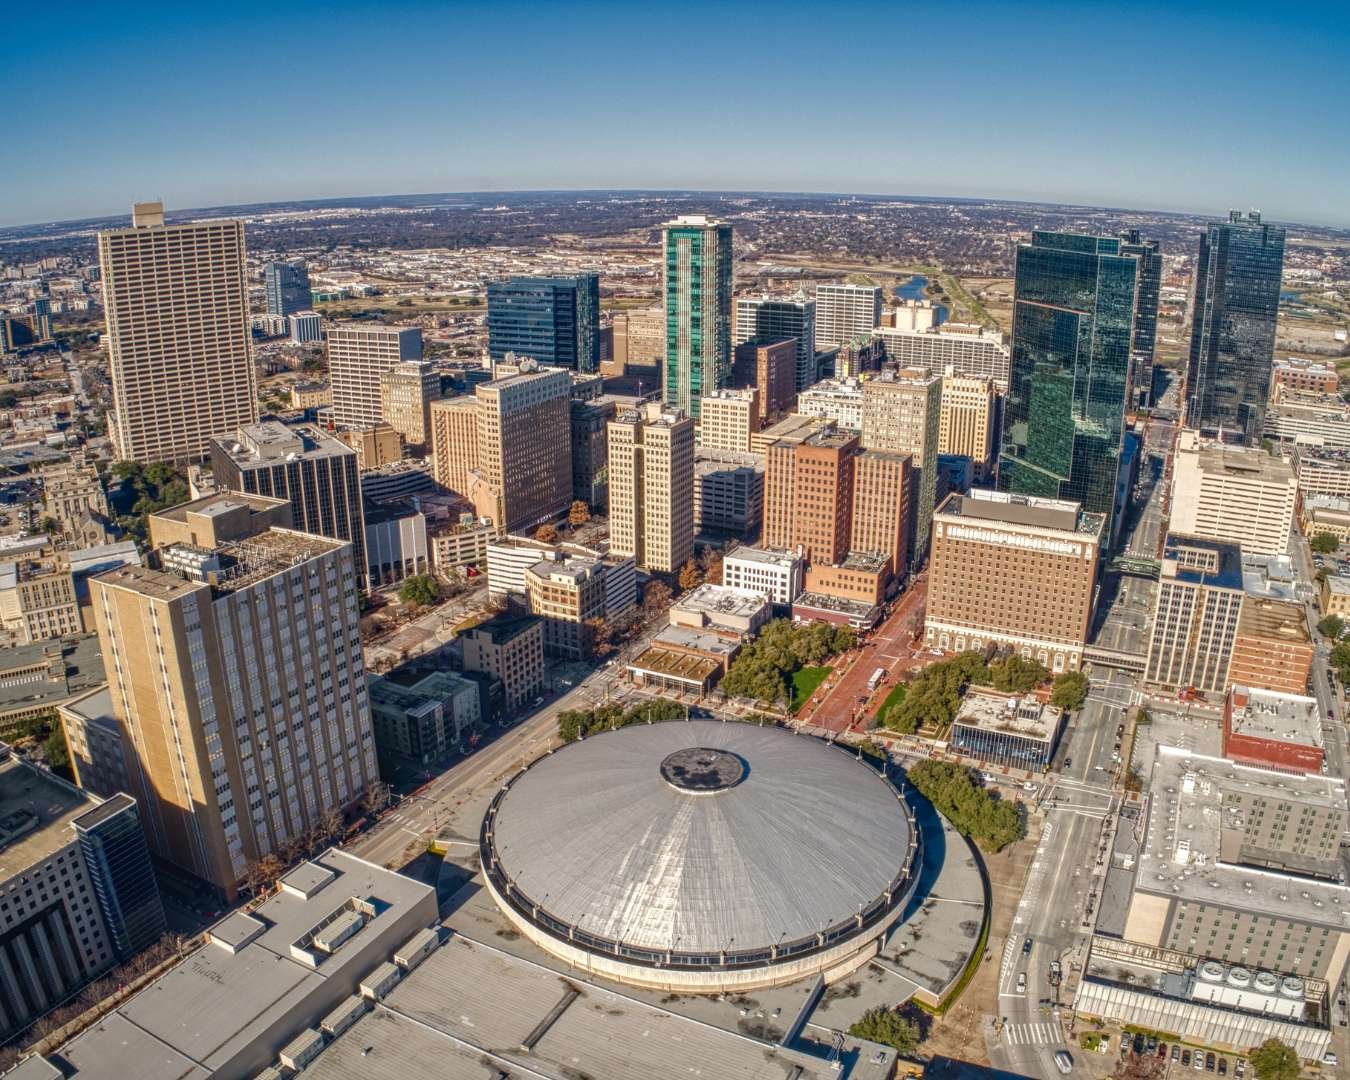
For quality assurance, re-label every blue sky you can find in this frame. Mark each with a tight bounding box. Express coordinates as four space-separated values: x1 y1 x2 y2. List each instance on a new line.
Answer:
4 1 1348 228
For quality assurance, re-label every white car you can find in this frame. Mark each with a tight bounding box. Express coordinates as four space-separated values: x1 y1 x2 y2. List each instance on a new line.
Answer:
1015 972 1026 993
1054 1050 1073 1074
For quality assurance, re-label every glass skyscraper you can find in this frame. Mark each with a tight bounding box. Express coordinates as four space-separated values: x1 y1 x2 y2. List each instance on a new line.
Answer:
486 273 600 372
1118 229 1162 408
998 231 1137 537
1185 210 1286 444
264 260 311 317
663 216 732 418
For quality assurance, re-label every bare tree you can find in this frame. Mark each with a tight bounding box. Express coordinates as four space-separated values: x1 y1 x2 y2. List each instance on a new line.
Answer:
362 780 392 816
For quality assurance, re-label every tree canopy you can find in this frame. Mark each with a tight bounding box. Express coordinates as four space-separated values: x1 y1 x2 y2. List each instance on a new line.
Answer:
1248 1038 1300 1080
848 1007 919 1055
1310 531 1340 554
1317 614 1344 641
719 619 855 707
558 698 685 742
1050 670 1089 711
398 573 441 608
906 759 1025 852
880 652 988 734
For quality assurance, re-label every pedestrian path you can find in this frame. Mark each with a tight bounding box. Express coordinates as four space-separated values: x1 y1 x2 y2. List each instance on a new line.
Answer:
1004 1021 1062 1046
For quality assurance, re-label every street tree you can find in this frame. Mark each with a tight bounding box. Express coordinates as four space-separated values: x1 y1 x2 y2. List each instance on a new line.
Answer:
1310 532 1339 555
567 500 591 527
398 573 441 608
1248 1038 1300 1080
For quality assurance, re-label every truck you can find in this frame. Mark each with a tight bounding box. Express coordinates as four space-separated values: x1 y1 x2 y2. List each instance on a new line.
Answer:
867 667 886 693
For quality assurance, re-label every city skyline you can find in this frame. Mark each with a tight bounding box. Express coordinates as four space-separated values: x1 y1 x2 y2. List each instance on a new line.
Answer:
4 2 1349 228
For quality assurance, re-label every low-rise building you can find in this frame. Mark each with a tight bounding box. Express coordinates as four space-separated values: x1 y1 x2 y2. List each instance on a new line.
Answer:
290 380 331 410
626 624 738 696
668 583 772 639
429 514 498 574
1272 357 1339 396
0 553 81 645
1319 573 1350 619
1222 685 1324 775
288 310 323 344
1300 494 1350 544
460 613 545 714
364 498 430 586
1291 445 1350 503
804 550 890 610
12 850 437 1080
524 555 609 659
722 546 804 607
0 745 165 1040
368 670 481 764
797 377 864 432
343 422 404 470
950 691 1065 770
1123 746 1350 987
696 388 759 452
1264 391 1350 450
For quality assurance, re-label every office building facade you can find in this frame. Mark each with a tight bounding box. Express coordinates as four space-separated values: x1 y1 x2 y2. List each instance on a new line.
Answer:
938 374 998 481
209 422 365 581
663 216 732 418
1170 430 1297 557
327 324 423 429
875 324 1012 390
734 294 816 390
1144 535 1245 693
608 403 695 573
98 202 257 462
850 450 913 579
570 396 616 510
697 387 758 452
473 365 572 532
997 231 1137 535
1186 211 1287 444
264 260 311 317
379 359 440 446
925 490 1104 672
487 273 600 372
1118 230 1163 408
90 494 377 896
694 449 764 538
731 337 797 419
764 428 858 565
814 283 881 352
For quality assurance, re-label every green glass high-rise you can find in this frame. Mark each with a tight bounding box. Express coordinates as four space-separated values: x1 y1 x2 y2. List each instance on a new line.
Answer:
663 216 732 418
997 231 1138 538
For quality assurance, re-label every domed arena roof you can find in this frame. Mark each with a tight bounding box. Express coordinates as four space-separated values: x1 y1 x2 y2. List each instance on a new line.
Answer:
483 720 916 959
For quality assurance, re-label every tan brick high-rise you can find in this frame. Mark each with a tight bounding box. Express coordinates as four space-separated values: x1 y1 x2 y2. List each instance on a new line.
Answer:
925 490 1104 672
90 493 377 896
429 395 480 494
98 202 257 462
862 369 941 565
472 365 572 532
938 373 998 479
608 403 695 573
851 450 914 578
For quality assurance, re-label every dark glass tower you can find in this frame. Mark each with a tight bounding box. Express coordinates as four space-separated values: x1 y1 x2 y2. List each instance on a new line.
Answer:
73 794 167 958
997 231 1137 537
1185 210 1286 444
486 273 600 372
1118 230 1162 408
663 216 733 418
264 260 311 317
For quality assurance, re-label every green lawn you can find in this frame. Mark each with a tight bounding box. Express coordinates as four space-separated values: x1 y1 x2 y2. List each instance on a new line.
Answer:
877 683 907 721
790 666 831 713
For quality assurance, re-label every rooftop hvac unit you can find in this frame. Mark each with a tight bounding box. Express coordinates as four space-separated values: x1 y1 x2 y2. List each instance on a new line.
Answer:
1254 971 1279 994
1280 976 1305 999
1198 961 1225 983
1226 966 1252 988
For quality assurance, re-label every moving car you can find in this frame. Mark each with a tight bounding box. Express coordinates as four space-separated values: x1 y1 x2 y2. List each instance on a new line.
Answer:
1015 972 1026 993
1023 936 1033 956
1054 1050 1073 1074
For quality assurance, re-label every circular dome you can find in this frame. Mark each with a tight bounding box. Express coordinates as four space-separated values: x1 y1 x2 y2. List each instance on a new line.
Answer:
481 721 919 992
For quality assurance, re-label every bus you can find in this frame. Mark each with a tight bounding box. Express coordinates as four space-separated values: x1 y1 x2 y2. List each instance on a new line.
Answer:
867 667 886 693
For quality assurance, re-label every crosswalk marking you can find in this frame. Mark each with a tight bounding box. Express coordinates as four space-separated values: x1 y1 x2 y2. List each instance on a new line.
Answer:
1005 1022 1061 1046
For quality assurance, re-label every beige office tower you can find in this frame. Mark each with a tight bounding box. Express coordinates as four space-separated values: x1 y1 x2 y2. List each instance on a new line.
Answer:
97 201 257 462
327 324 422 429
697 387 759 452
861 369 942 566
90 492 377 897
379 359 440 445
429 395 480 493
938 373 998 479
608 403 695 572
473 364 572 532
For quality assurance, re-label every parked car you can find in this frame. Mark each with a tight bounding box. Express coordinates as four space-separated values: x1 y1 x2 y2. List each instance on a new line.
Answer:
1172 1045 1181 1062
1193 1050 1205 1070
1206 1052 1216 1071
1182 1050 1192 1067
1217 1057 1227 1076
1158 1042 1168 1058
